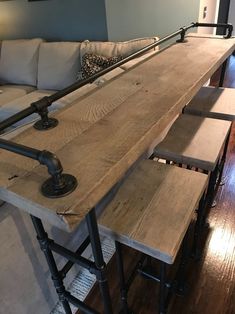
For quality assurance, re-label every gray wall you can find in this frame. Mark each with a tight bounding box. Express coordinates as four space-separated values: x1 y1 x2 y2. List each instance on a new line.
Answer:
0 0 201 41
105 0 200 41
0 0 108 41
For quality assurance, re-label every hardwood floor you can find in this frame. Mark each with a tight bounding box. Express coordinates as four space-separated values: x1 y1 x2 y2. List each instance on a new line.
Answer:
77 57 235 314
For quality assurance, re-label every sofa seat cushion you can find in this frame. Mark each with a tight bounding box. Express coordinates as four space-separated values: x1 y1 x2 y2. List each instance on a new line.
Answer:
37 42 81 91
0 39 43 86
120 50 158 70
0 85 35 108
0 90 56 128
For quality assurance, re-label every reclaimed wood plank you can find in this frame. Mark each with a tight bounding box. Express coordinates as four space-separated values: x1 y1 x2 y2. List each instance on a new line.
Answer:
99 160 208 264
154 114 231 171
184 86 235 121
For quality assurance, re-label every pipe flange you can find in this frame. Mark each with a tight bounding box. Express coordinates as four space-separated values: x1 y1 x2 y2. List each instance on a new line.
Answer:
41 174 78 198
34 118 58 131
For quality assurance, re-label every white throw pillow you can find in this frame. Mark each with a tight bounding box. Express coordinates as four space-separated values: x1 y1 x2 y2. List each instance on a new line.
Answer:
0 39 43 86
37 42 81 90
80 37 159 63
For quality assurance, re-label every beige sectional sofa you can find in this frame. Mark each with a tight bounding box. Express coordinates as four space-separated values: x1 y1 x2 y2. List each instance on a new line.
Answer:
0 36 159 137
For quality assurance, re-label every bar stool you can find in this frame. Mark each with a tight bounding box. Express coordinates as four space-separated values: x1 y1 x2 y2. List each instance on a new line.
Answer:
99 160 208 314
183 86 235 121
183 86 235 184
154 114 231 210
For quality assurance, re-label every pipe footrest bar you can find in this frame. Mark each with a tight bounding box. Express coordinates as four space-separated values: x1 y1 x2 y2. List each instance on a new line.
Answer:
59 236 91 278
31 212 113 314
65 292 99 314
50 241 99 274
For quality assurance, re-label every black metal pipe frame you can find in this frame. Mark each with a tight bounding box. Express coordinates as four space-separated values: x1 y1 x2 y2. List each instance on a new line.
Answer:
30 208 113 314
1 21 233 314
0 138 78 198
219 59 228 87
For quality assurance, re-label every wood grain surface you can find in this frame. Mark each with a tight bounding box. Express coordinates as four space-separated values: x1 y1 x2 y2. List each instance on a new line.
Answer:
184 86 235 121
99 160 208 264
0 35 234 231
155 114 231 171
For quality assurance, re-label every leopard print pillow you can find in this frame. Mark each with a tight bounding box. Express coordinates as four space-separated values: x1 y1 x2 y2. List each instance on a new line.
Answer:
81 53 123 79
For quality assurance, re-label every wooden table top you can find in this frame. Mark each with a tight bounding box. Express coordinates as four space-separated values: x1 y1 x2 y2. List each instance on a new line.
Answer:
0 35 234 232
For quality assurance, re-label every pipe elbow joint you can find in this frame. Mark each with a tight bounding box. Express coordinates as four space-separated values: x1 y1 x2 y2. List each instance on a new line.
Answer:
38 150 63 177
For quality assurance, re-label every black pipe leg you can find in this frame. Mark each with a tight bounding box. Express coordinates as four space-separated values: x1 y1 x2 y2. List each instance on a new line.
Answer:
219 59 228 87
86 208 113 314
218 129 231 185
206 164 219 209
192 193 206 260
115 241 131 314
175 229 190 296
30 215 72 314
159 262 166 314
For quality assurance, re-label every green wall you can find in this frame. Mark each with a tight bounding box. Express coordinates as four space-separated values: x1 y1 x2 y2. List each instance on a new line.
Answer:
105 0 200 41
0 0 108 41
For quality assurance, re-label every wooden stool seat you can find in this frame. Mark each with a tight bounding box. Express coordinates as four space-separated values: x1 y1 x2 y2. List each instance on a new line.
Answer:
154 114 231 172
99 160 208 264
184 87 235 121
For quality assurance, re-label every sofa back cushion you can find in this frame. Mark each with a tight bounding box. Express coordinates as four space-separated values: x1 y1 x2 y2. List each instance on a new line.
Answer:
80 37 159 62
0 39 43 86
37 42 81 90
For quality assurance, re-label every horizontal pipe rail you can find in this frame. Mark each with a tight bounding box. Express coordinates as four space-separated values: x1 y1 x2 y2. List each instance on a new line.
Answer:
0 21 232 133
195 22 233 38
0 106 35 132
0 138 78 198
59 236 91 278
65 292 99 314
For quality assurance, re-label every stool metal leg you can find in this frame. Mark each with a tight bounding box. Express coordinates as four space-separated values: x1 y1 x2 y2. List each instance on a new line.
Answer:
175 229 190 296
31 215 72 314
206 163 219 208
115 241 130 314
217 129 231 185
159 262 167 314
219 59 228 87
192 193 206 260
86 208 113 314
